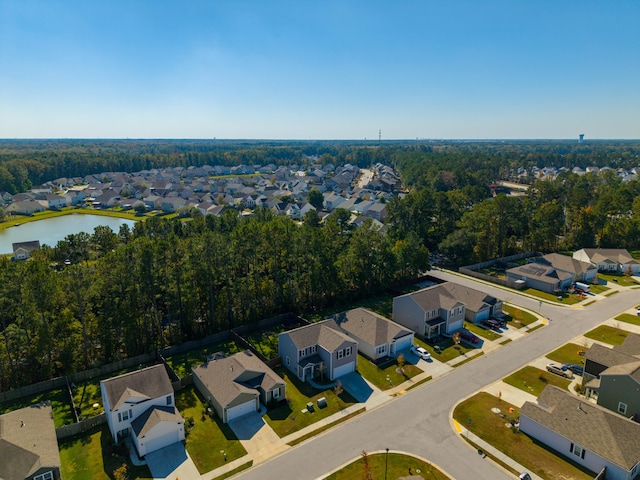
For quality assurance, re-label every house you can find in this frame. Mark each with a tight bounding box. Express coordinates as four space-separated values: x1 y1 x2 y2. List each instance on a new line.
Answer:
532 253 598 284
323 192 346 211
365 202 388 221
35 194 67 210
63 190 87 206
100 364 185 457
6 200 46 215
520 386 640 480
431 282 504 324
505 263 573 294
12 241 41 260
331 308 414 361
573 248 640 275
392 283 466 340
278 320 357 382
0 403 62 480
192 350 285 423
161 197 186 213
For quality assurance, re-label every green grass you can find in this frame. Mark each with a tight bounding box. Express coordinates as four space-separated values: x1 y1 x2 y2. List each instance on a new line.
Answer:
503 366 571 397
287 408 365 446
243 324 296 360
73 380 104 419
604 290 620 297
264 368 358 438
304 294 394 323
502 304 538 328
416 337 475 362
59 424 152 480
452 351 484 367
165 339 242 378
0 206 144 231
323 452 451 480
0 388 74 428
500 338 513 345
175 386 247 474
522 288 582 305
453 393 594 480
615 313 640 326
597 273 640 287
404 375 432 391
588 284 610 294
584 325 630 346
545 343 587 366
356 354 422 391
464 321 502 341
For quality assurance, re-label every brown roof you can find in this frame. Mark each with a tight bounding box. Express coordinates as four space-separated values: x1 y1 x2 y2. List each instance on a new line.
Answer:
538 253 596 275
438 282 501 313
600 360 640 383
101 364 173 411
284 319 355 351
0 403 61 480
192 350 284 408
586 334 640 369
581 248 637 265
130 405 183 438
399 283 465 312
506 263 572 284
521 386 640 470
332 308 412 347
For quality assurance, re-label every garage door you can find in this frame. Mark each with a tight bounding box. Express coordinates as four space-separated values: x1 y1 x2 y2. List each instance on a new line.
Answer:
144 429 180 455
333 361 355 379
392 335 413 354
226 400 257 422
447 318 464 333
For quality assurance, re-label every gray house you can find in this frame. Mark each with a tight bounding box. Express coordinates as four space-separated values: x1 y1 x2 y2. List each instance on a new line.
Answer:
0 403 62 480
430 282 504 324
505 263 573 294
392 283 466 339
278 320 357 382
331 308 414 361
192 350 285 423
532 253 598 284
520 386 640 480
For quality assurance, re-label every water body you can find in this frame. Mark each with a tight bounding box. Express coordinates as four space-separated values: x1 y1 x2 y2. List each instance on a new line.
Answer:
0 214 137 254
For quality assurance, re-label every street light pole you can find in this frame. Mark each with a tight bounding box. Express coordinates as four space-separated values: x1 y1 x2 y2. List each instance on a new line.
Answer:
385 448 389 480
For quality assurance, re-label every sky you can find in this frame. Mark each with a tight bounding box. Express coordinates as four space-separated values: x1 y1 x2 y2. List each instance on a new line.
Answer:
1 1 639 140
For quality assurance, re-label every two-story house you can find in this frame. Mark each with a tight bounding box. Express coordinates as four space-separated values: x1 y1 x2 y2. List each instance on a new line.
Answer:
278 320 357 382
100 364 185 457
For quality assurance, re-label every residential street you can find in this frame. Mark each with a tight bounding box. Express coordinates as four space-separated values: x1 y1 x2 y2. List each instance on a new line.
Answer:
234 274 640 480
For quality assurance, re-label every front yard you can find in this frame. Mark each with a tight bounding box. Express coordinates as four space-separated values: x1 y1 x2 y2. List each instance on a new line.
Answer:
264 368 358 438
522 288 583 305
417 336 476 362
614 313 640 327
545 343 587 366
453 393 593 480
464 321 502 341
59 424 152 480
502 304 538 329
324 452 450 480
584 325 630 346
597 273 639 287
502 366 571 397
356 354 422 391
175 386 247 474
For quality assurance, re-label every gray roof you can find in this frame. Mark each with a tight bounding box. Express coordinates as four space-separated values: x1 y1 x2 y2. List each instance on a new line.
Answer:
601 360 640 383
130 405 183 438
506 263 572 284
397 283 465 312
12 240 41 252
332 308 412 347
283 319 355 351
192 350 284 408
437 282 501 313
580 248 638 265
586 334 640 369
521 386 640 470
537 253 596 275
0 403 61 480
101 364 173 411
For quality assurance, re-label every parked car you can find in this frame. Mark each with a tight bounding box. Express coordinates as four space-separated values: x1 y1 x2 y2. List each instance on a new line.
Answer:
547 363 574 379
561 363 584 375
519 473 532 480
458 329 480 345
411 345 431 360
636 307 640 316
481 318 502 330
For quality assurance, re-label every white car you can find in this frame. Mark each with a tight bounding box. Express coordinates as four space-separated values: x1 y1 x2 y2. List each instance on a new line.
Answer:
411 345 431 360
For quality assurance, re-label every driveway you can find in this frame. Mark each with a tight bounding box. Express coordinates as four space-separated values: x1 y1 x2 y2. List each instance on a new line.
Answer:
339 371 376 402
145 442 200 480
229 411 287 463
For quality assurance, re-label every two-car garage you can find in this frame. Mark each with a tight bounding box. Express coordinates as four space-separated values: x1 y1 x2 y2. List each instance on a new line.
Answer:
332 361 355 379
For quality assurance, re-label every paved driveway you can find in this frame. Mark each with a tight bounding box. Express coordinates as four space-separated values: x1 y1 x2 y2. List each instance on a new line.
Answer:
145 442 200 480
229 411 287 463
340 371 376 402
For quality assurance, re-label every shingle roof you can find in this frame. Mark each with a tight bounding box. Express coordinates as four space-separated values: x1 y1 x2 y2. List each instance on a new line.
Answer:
332 308 412 347
130 405 183 438
284 319 355 351
521 386 640 470
0 403 61 480
581 248 638 265
399 283 465 311
192 350 284 408
600 360 640 383
586 334 640 369
537 253 596 275
506 263 572 284
437 282 500 313
101 364 173 411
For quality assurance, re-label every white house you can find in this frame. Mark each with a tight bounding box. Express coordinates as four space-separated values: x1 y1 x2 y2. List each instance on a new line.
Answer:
100 364 185 457
573 248 640 276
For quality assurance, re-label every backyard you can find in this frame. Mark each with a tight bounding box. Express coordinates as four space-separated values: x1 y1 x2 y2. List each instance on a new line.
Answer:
323 452 450 480
356 354 423 391
58 424 152 480
453 393 594 480
0 388 74 428
165 338 242 378
264 367 358 438
175 385 248 474
502 366 572 397
584 325 630 346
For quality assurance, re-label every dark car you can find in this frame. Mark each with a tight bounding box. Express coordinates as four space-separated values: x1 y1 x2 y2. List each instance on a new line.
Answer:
481 318 502 331
562 363 584 376
458 329 480 345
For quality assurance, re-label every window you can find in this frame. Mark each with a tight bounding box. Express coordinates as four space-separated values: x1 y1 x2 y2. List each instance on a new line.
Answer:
286 356 290 366
570 443 585 459
376 345 386 354
273 388 279 399
166 395 172 406
345 347 352 356
34 472 54 480
618 402 628 415
337 349 344 359
298 349 303 360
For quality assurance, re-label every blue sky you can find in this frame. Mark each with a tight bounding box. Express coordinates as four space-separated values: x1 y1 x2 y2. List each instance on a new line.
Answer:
1 1 638 139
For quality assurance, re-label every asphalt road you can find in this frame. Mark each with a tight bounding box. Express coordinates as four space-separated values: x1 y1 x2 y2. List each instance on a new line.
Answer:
236 272 639 480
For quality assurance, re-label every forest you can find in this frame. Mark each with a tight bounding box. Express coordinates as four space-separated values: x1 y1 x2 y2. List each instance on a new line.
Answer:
1 139 640 391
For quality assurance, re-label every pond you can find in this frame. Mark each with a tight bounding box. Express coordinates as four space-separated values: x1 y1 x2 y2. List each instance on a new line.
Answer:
0 214 137 254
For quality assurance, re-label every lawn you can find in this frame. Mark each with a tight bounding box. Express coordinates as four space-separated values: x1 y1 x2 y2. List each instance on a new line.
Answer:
264 368 358 438
502 304 538 329
615 313 640 327
323 452 450 480
59 424 152 480
522 288 582 305
597 273 639 287
0 388 74 428
175 386 247 474
584 325 630 346
589 284 610 295
453 393 593 480
503 366 571 397
356 354 422 391
416 337 475 362
545 343 587 366
464 321 502 341
242 322 305 360
165 339 242 378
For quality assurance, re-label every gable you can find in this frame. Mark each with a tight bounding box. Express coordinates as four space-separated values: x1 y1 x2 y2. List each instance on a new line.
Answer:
101 364 172 411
